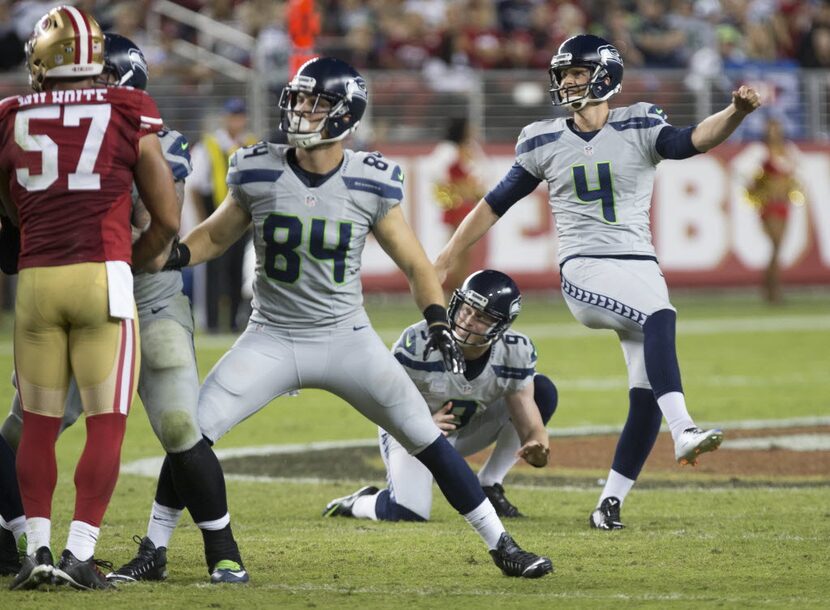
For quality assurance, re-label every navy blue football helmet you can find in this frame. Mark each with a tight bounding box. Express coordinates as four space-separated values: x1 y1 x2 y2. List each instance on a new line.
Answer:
278 57 368 149
549 34 623 110
101 33 148 90
448 270 522 347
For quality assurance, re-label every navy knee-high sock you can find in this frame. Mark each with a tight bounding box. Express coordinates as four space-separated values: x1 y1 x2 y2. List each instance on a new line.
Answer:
533 374 558 425
611 388 663 480
415 435 486 514
0 434 23 522
374 489 426 522
643 309 683 398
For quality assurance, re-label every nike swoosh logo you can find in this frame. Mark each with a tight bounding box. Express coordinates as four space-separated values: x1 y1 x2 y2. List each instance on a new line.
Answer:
150 305 168 315
353 324 368 331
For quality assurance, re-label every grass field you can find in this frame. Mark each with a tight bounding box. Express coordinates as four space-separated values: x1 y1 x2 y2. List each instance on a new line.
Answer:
1 289 829 608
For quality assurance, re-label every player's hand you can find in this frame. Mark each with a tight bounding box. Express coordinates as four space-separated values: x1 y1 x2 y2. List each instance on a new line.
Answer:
162 237 191 271
518 441 549 468
423 323 466 374
732 85 761 116
433 402 458 435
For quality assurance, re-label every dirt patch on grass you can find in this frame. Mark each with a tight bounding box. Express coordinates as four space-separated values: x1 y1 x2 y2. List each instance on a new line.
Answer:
219 426 830 487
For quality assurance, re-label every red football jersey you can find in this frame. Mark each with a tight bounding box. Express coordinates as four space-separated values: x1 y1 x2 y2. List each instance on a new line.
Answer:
0 86 163 269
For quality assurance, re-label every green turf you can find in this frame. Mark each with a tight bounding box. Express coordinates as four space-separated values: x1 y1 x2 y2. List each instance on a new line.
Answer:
1 290 828 608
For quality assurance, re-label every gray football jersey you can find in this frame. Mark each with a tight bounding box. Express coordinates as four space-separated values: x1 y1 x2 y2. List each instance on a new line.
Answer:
228 144 404 327
133 127 192 310
392 320 537 428
515 102 669 262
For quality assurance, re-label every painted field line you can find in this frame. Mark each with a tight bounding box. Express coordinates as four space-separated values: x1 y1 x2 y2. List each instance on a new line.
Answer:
120 415 830 481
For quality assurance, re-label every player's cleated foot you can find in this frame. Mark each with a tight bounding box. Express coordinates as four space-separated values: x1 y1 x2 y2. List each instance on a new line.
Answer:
9 546 54 590
489 532 553 578
675 427 724 466
482 483 525 518
53 549 115 590
322 485 379 518
589 496 625 530
106 535 167 583
210 559 249 584
0 527 22 576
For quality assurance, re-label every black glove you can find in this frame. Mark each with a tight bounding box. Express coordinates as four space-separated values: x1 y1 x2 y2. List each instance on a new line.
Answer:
0 217 20 275
423 322 466 374
162 237 191 271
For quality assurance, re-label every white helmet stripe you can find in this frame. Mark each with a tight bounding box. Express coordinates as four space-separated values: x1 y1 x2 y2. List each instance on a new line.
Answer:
63 6 90 65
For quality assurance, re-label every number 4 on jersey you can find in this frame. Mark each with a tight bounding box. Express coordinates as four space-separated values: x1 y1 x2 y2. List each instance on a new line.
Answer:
572 162 617 223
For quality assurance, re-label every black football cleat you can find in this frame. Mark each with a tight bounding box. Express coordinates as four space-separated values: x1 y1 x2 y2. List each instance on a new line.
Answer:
107 535 167 583
489 532 553 578
53 549 115 590
9 546 54 591
483 483 525 518
589 496 625 530
322 485 379 518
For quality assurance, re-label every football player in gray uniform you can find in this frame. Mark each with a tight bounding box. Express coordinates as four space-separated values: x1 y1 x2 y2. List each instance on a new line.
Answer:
324 269 557 522
158 57 552 578
0 34 248 588
435 34 761 530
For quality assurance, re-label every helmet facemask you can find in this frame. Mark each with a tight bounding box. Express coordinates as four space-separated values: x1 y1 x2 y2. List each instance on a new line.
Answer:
279 80 357 149
448 291 511 348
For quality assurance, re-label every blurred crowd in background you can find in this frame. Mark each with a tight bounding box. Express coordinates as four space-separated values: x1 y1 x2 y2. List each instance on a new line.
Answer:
2 0 830 83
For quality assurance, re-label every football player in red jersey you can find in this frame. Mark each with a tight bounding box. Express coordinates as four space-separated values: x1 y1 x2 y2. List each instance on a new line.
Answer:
0 6 179 591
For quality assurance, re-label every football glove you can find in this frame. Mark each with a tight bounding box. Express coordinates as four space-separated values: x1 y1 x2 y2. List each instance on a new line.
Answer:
0 217 20 275
162 237 191 271
423 323 466 374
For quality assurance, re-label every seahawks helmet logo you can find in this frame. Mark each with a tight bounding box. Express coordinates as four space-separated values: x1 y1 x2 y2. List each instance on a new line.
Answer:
128 48 148 78
598 45 623 66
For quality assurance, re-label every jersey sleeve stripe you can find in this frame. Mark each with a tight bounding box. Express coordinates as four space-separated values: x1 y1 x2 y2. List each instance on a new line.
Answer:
394 352 445 372
227 169 283 185
342 177 403 200
516 130 563 155
609 117 665 131
490 365 535 379
140 115 163 125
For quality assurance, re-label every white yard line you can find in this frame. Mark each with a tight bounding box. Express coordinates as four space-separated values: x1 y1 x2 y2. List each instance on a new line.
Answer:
120 415 830 480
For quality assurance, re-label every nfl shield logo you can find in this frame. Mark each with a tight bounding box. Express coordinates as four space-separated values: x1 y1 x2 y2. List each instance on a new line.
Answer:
584 145 593 156
304 194 317 208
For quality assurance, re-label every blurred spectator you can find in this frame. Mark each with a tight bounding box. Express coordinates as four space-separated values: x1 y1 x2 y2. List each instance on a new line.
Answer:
187 98 259 332
797 25 830 68
0 1 25 71
430 117 487 291
632 0 687 67
745 117 804 304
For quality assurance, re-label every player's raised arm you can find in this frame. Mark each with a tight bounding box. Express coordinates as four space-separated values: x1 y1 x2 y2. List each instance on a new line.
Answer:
691 85 762 152
505 382 550 468
164 191 252 270
373 205 465 374
374 205 446 310
434 198 499 284
133 133 180 271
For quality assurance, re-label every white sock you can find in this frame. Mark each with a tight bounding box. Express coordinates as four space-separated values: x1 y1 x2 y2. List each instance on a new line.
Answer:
2 515 27 543
598 469 636 507
66 520 99 561
146 502 183 549
351 493 379 520
463 499 505 550
26 517 50 555
656 391 695 442
477 426 521 487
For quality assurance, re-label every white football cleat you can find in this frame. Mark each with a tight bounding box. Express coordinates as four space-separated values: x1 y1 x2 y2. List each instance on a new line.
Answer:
675 427 723 466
